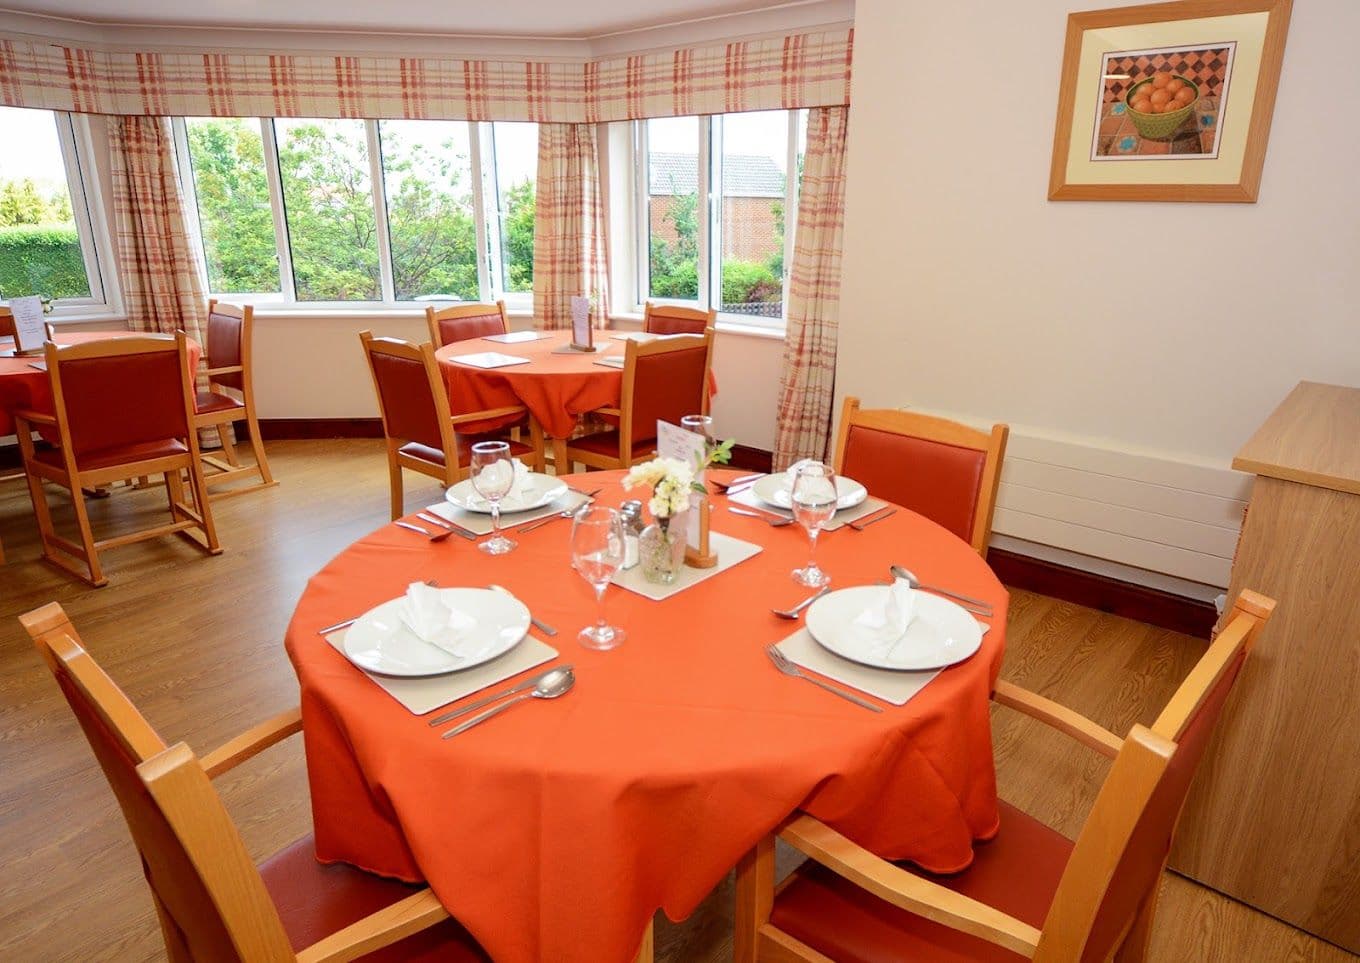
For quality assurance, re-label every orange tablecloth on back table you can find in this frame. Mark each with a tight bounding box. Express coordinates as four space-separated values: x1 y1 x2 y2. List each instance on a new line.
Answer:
284 470 1009 963
0 331 202 436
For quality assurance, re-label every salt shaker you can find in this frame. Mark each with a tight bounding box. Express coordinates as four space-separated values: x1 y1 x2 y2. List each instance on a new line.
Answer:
618 499 644 569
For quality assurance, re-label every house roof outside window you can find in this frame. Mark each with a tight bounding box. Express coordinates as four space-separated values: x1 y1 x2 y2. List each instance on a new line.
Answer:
648 152 785 198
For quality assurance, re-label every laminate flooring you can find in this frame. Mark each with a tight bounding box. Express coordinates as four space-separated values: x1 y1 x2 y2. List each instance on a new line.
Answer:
0 440 1351 962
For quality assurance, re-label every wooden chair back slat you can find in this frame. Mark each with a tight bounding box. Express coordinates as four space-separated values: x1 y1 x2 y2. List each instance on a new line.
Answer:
21 603 294 962
642 302 716 336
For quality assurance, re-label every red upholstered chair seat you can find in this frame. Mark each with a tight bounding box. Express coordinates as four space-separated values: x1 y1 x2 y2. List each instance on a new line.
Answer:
259 836 488 962
33 438 189 472
769 801 1073 963
195 390 245 416
564 429 658 460
399 434 535 468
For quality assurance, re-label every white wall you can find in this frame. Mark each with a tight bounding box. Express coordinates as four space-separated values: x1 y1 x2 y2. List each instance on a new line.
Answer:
835 0 1360 587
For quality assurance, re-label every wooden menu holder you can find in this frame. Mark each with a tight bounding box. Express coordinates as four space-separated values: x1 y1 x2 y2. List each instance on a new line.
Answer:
684 497 718 568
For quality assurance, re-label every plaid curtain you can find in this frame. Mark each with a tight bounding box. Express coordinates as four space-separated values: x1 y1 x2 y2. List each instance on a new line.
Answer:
0 31 851 121
773 106 849 469
109 115 209 343
532 123 610 331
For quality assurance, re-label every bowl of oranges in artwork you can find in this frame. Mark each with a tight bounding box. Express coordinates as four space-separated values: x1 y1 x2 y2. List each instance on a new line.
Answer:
1124 73 1199 139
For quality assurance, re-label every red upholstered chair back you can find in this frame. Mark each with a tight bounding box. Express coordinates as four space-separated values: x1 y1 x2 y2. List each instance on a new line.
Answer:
1035 592 1274 962
642 302 715 336
833 398 1008 555
361 332 451 453
0 306 13 339
426 302 508 347
622 329 714 445
22 604 293 963
205 300 249 391
49 335 192 461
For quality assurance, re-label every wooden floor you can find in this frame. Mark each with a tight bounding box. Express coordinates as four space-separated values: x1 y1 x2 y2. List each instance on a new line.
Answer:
0 440 1352 963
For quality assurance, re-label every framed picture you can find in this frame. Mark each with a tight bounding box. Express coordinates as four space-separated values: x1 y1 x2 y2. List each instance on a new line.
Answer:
1049 0 1292 202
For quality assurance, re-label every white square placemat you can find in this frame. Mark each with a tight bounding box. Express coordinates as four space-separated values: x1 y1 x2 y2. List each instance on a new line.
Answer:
324 629 559 716
612 531 762 600
774 622 991 706
427 488 592 537
483 331 548 344
728 485 891 532
448 351 532 369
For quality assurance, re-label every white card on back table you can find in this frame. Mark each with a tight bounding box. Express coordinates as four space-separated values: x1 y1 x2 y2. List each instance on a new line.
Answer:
8 295 46 353
449 351 532 369
656 419 707 548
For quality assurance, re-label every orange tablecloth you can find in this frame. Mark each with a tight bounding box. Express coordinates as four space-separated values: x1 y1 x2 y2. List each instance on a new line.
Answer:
284 470 1008 963
0 331 202 437
435 331 624 440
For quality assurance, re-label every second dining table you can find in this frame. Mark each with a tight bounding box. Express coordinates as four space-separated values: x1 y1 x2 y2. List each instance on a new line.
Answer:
284 469 1009 963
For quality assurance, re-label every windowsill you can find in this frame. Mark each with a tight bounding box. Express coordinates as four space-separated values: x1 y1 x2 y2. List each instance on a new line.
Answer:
249 306 535 321
48 312 128 327
608 311 787 342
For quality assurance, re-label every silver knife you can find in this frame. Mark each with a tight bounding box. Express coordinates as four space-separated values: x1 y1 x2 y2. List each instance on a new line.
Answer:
417 512 477 541
426 665 571 727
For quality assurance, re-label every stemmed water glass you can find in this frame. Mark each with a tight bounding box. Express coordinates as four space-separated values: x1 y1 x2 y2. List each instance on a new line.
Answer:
790 461 837 588
470 441 516 556
680 414 713 445
570 507 628 650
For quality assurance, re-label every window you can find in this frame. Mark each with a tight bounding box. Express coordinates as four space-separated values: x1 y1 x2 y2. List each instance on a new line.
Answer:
174 118 538 308
0 106 114 314
633 109 804 327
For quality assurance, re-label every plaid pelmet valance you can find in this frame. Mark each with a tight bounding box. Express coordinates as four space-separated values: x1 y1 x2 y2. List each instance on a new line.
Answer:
0 27 852 122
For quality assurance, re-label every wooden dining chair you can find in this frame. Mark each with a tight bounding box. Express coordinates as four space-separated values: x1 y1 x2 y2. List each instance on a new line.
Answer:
360 331 544 519
735 590 1275 963
13 332 220 587
563 327 715 472
425 301 509 347
642 301 716 336
833 396 1009 556
20 601 490 963
193 299 276 498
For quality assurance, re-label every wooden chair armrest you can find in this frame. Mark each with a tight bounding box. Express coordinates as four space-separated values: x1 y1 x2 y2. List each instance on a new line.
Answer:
296 888 449 963
201 706 302 778
591 406 623 418
780 814 1041 958
992 680 1121 759
205 365 245 376
449 405 526 426
13 408 57 427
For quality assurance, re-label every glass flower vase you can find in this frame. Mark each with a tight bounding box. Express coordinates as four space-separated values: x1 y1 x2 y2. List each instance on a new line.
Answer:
639 512 687 584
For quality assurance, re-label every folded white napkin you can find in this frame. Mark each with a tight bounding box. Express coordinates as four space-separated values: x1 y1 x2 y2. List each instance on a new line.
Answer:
853 580 916 655
475 457 530 502
784 458 819 482
398 582 478 656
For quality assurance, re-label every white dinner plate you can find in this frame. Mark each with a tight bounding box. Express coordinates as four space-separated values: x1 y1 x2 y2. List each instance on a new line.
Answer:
751 473 868 511
342 588 530 677
445 473 569 514
805 586 983 671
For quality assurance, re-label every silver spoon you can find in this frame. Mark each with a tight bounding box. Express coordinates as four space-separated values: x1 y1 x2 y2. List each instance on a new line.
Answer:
889 565 993 614
441 667 575 738
772 585 830 620
395 520 454 542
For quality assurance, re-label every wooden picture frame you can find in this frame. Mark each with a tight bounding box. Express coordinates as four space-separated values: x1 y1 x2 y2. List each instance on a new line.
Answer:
1048 0 1292 202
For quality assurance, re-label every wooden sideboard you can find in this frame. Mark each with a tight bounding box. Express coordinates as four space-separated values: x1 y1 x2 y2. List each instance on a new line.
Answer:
1170 381 1360 952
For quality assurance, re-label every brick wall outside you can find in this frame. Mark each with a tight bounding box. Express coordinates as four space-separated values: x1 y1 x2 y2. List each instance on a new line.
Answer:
648 195 781 264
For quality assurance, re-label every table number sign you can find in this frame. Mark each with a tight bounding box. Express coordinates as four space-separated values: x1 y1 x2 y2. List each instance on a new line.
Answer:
569 296 593 351
657 420 717 568
8 296 46 355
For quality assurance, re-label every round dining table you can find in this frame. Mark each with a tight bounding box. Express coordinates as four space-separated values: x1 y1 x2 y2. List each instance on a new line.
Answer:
0 330 202 436
435 331 628 469
284 469 1009 963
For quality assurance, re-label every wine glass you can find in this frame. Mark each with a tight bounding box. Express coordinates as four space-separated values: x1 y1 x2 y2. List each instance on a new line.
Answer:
470 441 516 556
790 461 837 588
571 507 628 650
680 414 713 445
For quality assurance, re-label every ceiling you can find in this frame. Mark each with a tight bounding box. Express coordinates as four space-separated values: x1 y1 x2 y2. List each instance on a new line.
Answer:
2 0 813 38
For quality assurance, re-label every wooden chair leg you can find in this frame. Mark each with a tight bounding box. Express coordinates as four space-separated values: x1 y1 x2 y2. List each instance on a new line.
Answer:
632 918 654 963
244 411 275 486
187 461 222 554
166 468 187 520
389 456 404 521
217 423 242 467
735 835 776 963
68 484 106 587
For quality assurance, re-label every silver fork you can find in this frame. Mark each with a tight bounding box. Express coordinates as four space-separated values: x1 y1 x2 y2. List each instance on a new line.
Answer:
765 646 882 712
318 578 437 635
517 490 601 534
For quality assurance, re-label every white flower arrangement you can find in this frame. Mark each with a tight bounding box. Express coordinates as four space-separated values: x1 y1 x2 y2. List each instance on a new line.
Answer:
622 456 695 520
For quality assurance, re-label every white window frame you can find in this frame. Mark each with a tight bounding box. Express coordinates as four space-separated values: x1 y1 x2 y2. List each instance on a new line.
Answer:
172 117 538 312
4 110 122 320
632 110 802 332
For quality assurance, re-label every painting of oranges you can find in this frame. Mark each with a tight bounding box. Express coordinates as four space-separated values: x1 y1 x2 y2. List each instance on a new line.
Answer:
1091 44 1235 159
